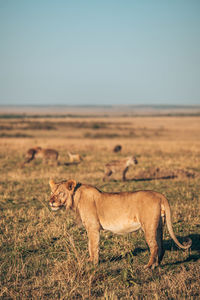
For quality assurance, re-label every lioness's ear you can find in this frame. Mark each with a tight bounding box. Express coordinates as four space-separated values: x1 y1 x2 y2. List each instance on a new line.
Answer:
66 179 76 191
49 179 56 191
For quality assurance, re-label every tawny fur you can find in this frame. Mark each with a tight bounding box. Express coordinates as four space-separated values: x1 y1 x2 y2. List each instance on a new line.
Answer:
23 147 59 165
49 179 191 269
68 151 82 163
103 155 138 181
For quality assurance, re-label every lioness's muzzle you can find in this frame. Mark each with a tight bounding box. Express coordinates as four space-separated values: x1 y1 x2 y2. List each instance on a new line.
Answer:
49 199 60 211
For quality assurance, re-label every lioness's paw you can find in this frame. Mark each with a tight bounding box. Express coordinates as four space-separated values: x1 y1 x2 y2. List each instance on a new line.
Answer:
144 262 158 270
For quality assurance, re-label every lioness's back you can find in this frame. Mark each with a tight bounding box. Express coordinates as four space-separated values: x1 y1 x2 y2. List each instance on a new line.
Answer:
42 149 58 159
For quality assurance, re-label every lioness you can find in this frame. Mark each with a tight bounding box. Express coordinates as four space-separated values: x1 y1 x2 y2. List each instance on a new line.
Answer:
103 156 138 181
49 179 191 269
23 147 59 165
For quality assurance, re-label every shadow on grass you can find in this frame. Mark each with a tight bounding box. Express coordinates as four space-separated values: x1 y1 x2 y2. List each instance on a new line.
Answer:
163 234 200 251
99 247 146 264
63 162 80 166
161 254 199 268
161 234 200 267
104 175 177 183
101 234 200 265
127 175 177 182
106 248 145 263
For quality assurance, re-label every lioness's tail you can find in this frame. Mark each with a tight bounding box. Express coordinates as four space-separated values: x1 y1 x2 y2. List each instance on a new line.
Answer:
162 197 192 250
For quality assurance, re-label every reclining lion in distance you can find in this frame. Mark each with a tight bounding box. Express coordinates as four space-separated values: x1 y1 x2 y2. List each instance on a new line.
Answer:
49 179 191 269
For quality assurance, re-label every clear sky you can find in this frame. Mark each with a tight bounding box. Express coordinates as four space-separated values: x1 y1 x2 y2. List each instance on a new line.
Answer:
0 0 200 106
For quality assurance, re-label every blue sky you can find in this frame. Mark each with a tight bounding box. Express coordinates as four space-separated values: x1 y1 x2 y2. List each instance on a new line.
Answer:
0 0 200 106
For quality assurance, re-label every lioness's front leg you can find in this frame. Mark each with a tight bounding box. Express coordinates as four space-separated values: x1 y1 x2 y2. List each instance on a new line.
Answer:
103 170 112 182
122 167 128 181
87 228 100 264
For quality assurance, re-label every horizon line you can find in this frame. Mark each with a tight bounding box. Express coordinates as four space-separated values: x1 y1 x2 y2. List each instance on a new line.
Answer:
1 104 200 108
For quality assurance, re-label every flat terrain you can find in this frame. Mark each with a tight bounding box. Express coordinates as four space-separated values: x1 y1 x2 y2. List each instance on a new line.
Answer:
0 113 200 299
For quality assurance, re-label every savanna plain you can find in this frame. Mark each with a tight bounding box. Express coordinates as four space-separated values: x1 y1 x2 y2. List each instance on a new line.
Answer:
0 112 200 299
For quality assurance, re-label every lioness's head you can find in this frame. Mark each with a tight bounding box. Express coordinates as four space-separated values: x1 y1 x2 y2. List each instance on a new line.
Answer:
49 179 76 211
127 156 138 166
34 146 42 152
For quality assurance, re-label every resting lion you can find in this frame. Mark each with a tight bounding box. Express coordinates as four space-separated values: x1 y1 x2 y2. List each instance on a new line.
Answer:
49 179 191 269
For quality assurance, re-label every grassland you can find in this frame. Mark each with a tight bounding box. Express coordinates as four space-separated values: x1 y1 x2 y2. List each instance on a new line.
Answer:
0 113 200 299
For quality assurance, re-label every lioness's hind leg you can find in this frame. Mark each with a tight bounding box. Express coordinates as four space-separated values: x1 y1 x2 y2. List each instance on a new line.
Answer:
144 231 159 269
157 218 165 264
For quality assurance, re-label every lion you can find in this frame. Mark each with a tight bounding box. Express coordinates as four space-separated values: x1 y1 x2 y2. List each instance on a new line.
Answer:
23 147 59 166
48 179 191 269
103 155 138 181
68 151 83 163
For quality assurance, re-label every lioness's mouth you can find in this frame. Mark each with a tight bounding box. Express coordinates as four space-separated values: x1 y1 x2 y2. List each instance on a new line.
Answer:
49 202 60 211
50 206 60 211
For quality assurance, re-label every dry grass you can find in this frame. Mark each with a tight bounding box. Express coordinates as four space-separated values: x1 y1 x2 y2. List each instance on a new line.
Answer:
0 114 200 299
